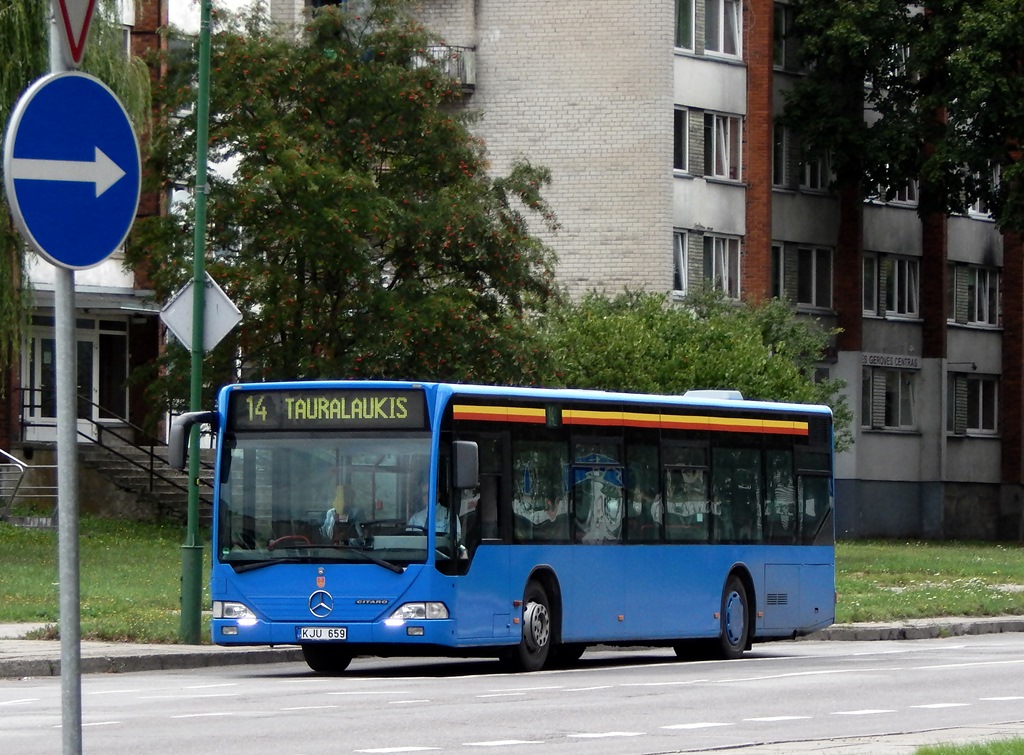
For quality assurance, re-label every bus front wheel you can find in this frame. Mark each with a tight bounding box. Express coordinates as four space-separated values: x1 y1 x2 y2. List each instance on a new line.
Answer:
717 575 750 660
301 644 353 674
504 581 551 672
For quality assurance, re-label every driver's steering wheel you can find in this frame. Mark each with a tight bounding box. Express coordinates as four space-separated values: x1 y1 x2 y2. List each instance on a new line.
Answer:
267 534 311 550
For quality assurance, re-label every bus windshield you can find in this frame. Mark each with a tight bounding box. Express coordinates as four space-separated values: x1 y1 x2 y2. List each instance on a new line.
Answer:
217 433 435 568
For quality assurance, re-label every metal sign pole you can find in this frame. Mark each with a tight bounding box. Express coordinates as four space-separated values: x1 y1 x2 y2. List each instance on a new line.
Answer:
50 3 82 751
180 0 212 644
55 267 81 755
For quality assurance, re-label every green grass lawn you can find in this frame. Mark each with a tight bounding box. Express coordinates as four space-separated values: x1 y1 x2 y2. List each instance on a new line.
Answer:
0 517 210 643
1 518 1022 643
836 540 1024 622
917 740 1024 755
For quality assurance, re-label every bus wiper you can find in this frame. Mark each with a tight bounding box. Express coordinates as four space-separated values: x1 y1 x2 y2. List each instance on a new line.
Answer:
325 545 405 574
232 557 308 573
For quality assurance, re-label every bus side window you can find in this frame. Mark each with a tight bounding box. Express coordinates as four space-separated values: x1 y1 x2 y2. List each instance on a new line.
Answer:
764 450 797 544
478 475 499 540
625 442 661 542
712 447 762 544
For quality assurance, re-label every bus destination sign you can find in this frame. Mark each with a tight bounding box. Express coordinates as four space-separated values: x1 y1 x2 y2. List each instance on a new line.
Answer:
228 388 428 431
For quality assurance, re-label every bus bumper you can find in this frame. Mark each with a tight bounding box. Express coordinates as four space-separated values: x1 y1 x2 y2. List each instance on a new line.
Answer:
211 617 458 647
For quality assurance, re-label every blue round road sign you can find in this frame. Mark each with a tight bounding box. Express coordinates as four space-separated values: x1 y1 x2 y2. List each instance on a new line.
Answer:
2 72 141 269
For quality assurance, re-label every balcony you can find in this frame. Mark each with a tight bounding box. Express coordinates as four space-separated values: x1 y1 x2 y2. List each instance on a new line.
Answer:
423 45 476 93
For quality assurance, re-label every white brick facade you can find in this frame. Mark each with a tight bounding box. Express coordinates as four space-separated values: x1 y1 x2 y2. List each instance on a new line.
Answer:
272 0 676 298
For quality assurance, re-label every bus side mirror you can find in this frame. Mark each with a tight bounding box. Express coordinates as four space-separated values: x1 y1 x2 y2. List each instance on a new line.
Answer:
169 411 219 470
453 440 479 490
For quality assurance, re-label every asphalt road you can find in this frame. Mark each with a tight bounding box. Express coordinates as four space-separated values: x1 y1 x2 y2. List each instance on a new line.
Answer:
2 633 1024 754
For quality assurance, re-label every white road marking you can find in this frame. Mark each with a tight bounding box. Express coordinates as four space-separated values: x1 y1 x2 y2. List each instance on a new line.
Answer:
744 715 812 722
389 699 431 705
477 692 526 698
832 709 897 716
487 686 563 693
355 748 441 753
86 689 140 696
464 741 544 747
911 703 970 709
568 732 643 739
329 690 413 696
280 704 340 711
565 685 613 692
170 712 237 719
661 722 733 730
981 696 1024 701
0 698 39 706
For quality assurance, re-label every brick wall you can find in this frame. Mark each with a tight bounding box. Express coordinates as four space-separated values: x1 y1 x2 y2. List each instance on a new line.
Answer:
742 0 772 303
452 0 676 298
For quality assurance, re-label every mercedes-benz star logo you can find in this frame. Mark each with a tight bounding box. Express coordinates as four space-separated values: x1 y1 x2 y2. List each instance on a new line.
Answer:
308 590 334 618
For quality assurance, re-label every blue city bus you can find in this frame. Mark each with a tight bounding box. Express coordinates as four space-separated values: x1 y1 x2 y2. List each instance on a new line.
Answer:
170 381 835 673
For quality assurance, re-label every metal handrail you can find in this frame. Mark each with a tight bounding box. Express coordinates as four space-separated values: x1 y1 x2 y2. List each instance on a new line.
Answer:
17 387 214 500
0 448 28 519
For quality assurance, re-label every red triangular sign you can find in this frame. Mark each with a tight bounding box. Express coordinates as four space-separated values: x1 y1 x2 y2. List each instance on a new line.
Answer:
56 0 98 67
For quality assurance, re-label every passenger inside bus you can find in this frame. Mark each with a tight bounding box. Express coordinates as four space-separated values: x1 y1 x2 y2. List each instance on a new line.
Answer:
319 483 366 544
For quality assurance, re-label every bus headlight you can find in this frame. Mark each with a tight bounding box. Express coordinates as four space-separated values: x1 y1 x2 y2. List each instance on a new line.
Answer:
387 602 449 621
213 600 257 624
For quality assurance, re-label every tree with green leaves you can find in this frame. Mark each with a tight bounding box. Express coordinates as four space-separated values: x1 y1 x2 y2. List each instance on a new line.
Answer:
783 0 1024 232
130 0 561 411
0 0 151 372
542 290 853 450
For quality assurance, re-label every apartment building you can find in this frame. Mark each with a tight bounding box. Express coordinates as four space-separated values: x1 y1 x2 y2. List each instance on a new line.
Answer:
242 0 1024 538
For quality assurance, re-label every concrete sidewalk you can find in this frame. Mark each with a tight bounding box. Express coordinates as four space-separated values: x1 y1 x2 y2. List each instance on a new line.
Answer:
1 616 1022 678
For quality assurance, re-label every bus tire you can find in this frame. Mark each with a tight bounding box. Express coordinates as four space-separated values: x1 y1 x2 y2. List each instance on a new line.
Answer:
504 581 551 672
717 575 750 660
301 644 353 674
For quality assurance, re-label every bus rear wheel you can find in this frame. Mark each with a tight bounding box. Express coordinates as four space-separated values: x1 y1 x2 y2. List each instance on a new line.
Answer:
503 581 551 672
717 575 750 660
301 644 353 674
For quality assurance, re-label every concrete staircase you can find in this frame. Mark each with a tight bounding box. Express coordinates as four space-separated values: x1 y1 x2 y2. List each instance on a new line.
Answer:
4 437 215 527
76 440 215 525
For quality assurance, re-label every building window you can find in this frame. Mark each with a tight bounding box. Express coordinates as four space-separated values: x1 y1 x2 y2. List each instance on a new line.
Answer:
676 0 694 50
797 247 832 309
864 253 919 318
772 123 787 187
705 0 742 57
876 180 919 205
862 367 916 430
673 231 688 294
863 253 879 315
773 3 799 70
704 113 741 181
884 256 919 317
800 152 830 191
968 165 999 217
947 374 998 435
949 265 1001 327
703 235 740 299
674 107 688 172
771 244 785 299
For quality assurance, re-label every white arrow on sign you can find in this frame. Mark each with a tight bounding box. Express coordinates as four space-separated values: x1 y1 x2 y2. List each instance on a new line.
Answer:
9 146 126 198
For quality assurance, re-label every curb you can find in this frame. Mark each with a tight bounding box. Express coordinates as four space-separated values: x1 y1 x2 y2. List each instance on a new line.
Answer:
803 616 1024 642
2 617 1023 678
0 647 304 678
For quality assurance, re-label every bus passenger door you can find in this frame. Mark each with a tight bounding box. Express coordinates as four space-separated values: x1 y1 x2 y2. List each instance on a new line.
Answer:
456 473 512 640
